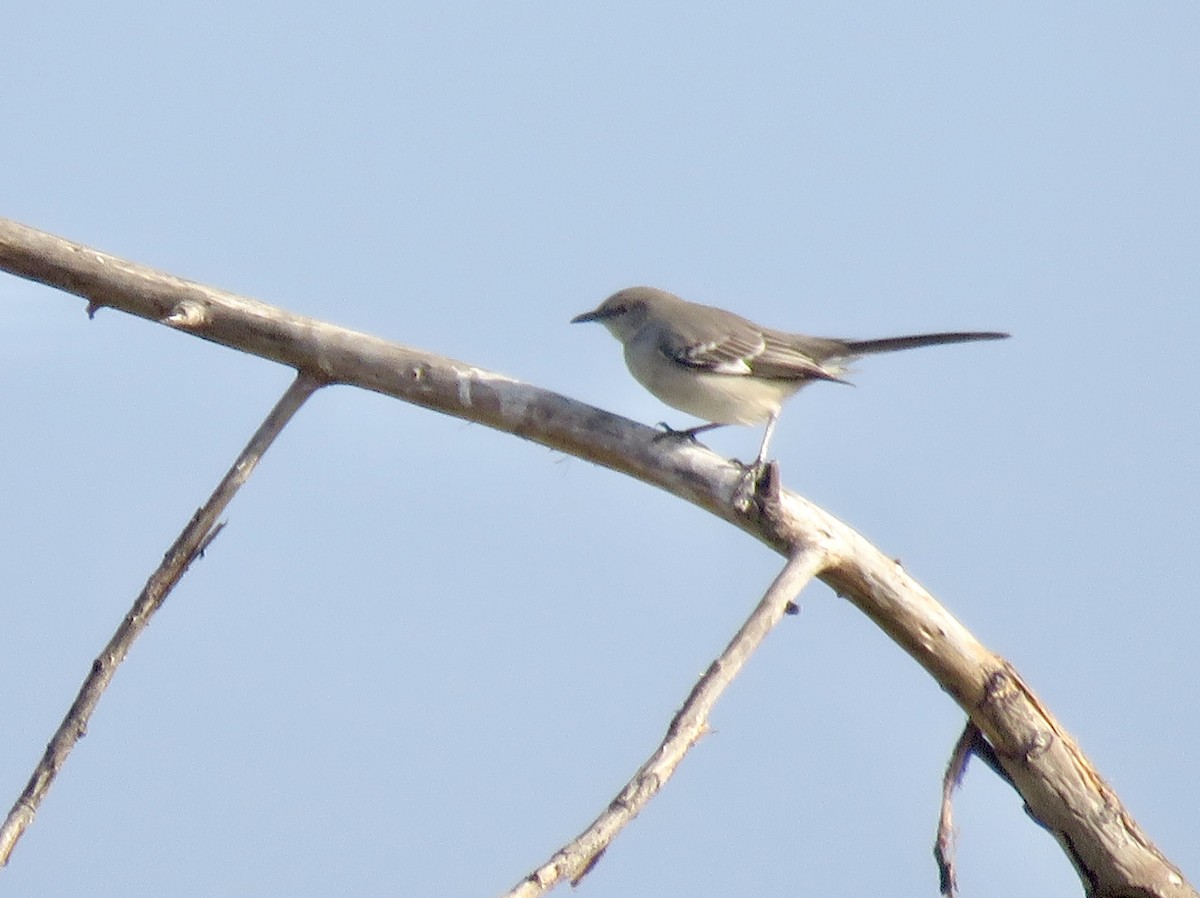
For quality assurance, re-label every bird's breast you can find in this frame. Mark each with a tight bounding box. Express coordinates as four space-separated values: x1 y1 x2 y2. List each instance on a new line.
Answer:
623 340 803 426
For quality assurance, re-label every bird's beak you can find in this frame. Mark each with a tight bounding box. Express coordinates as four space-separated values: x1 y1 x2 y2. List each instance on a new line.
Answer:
570 306 612 324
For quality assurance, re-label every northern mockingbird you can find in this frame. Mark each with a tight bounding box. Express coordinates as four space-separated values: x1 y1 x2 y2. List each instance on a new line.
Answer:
572 286 1008 473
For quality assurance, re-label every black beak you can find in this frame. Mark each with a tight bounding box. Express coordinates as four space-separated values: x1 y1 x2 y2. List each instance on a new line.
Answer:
570 307 616 324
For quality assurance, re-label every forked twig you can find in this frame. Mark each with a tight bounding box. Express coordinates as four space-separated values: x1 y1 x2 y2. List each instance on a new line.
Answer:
502 544 829 897
0 372 323 864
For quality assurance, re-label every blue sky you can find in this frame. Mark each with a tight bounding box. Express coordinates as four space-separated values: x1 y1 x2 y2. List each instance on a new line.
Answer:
2 3 1197 896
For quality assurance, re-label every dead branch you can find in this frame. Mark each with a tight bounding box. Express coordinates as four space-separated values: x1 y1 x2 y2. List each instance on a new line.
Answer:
0 372 322 864
506 544 828 896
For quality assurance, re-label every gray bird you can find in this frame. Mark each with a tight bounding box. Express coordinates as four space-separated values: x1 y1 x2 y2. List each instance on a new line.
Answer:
572 286 1008 474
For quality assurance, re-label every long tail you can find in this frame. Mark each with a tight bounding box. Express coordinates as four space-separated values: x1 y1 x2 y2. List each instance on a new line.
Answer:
842 331 1009 356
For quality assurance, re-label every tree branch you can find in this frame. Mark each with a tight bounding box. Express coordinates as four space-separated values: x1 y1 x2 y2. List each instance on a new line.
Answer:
505 544 829 896
0 217 1192 897
0 371 322 864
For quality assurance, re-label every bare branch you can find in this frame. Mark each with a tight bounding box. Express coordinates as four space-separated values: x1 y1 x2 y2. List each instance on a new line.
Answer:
504 544 829 897
0 217 1193 897
936 721 984 897
0 372 322 864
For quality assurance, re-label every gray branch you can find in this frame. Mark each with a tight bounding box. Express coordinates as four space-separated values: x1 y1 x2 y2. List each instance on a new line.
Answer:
0 371 322 863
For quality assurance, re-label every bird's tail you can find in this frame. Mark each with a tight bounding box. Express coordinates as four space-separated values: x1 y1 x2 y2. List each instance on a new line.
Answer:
841 331 1009 357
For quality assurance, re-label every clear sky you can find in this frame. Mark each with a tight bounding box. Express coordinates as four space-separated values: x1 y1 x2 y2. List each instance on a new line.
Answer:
2 3 1197 896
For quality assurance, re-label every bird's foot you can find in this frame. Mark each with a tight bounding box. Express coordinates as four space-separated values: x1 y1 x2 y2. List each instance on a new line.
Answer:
652 422 721 443
731 459 765 508
732 458 781 512
653 422 696 442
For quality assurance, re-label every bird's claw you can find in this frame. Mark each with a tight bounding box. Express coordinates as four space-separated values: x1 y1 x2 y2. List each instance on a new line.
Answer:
653 422 702 443
732 459 781 512
732 461 765 508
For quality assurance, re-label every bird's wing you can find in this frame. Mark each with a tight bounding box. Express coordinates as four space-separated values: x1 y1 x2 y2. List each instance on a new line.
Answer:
752 331 853 382
659 317 848 384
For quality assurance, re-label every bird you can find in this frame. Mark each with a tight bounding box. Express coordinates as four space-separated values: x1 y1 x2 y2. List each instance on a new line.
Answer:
571 286 1008 476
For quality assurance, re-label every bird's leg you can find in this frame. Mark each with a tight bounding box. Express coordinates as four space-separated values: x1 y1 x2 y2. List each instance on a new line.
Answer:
752 413 779 471
652 421 726 443
733 413 779 506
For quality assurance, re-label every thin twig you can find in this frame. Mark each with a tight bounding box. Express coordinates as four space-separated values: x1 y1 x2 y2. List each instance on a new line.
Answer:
934 720 984 897
501 543 830 898
0 372 323 865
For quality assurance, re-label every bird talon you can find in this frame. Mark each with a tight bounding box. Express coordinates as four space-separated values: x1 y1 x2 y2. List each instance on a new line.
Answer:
653 422 713 443
732 467 760 509
732 459 778 511
730 457 767 477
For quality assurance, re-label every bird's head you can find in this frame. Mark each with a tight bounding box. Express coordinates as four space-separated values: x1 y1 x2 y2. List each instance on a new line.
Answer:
571 286 677 342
